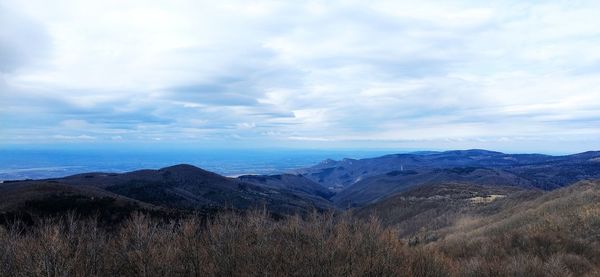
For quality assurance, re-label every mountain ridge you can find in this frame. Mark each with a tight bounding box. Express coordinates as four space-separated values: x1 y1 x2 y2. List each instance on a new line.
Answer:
296 149 600 206
3 149 600 225
0 164 335 221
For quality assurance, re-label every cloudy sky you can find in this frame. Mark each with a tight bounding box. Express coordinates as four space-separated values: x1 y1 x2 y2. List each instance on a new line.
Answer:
1 0 600 153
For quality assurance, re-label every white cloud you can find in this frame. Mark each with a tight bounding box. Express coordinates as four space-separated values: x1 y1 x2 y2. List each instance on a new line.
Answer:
52 134 96 140
60 119 91 128
287 136 334 142
2 0 600 152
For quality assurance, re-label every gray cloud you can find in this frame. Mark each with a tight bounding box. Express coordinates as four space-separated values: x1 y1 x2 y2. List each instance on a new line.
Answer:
0 3 50 73
2 0 600 152
165 84 260 106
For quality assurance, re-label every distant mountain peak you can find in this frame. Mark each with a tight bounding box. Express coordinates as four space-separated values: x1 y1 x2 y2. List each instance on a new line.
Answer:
408 151 441 155
444 149 504 155
160 164 200 171
571 151 600 158
319 159 337 165
159 164 218 174
158 164 222 178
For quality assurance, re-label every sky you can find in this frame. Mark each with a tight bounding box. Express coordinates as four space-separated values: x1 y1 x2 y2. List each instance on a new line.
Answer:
1 0 600 154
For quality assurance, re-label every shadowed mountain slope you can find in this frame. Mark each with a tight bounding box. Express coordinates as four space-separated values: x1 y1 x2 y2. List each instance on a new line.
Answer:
296 149 600 208
0 164 334 218
0 180 172 225
238 173 334 199
332 167 532 207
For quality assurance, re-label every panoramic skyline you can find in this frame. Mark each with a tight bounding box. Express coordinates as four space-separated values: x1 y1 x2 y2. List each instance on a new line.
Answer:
2 0 600 153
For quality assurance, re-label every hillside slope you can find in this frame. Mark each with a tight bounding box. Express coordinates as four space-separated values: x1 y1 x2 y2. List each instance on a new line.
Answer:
298 149 600 191
0 180 170 225
354 183 541 237
433 180 600 275
333 167 531 207
238 173 334 199
1 164 334 217
446 179 600 240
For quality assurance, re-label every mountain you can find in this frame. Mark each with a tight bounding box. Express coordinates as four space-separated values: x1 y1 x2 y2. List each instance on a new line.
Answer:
353 182 542 237
446 179 600 241
431 180 600 275
297 149 600 207
354 179 600 249
0 164 334 220
238 173 334 199
4 149 600 224
56 164 252 209
298 149 537 188
354 179 600 275
333 167 532 207
0 179 172 225
3 151 600 276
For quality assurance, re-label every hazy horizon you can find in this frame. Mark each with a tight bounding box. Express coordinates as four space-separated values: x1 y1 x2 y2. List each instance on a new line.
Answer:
0 147 401 180
0 146 591 181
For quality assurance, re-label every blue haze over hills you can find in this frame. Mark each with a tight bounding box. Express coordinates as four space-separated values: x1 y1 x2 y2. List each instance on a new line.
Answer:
0 148 395 181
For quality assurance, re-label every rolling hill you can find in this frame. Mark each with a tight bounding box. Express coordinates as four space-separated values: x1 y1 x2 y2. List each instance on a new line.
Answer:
0 180 172 225
332 167 531 207
3 150 600 276
433 180 600 275
353 182 542 237
3 149 600 226
0 164 334 221
297 149 600 207
298 149 600 190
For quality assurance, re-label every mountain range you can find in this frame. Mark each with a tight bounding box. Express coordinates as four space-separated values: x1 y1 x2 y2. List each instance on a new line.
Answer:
2 149 600 234
298 149 600 206
0 164 332 224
